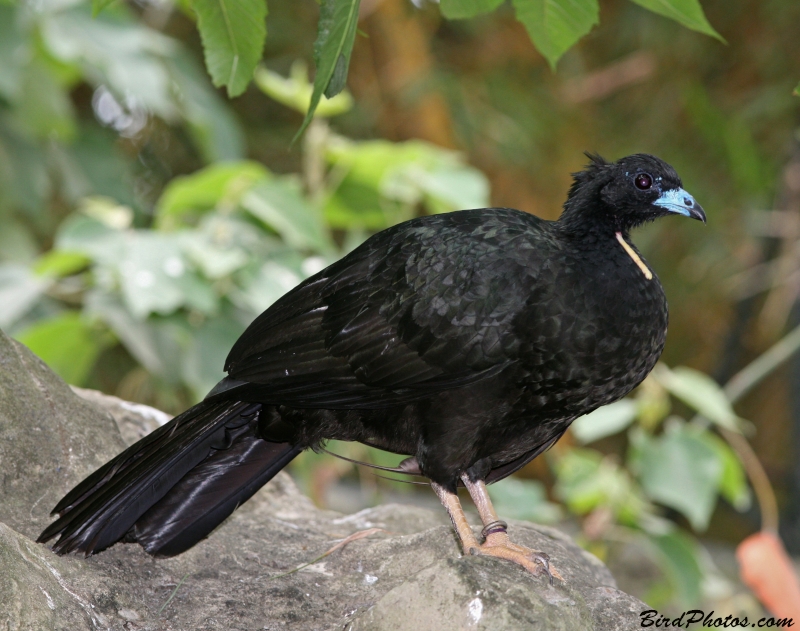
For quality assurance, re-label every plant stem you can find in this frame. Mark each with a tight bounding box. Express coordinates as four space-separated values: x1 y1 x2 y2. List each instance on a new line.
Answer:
719 427 779 533
724 321 800 404
710 322 800 534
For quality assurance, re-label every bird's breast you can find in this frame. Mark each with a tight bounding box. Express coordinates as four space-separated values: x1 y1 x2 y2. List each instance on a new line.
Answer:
513 245 668 416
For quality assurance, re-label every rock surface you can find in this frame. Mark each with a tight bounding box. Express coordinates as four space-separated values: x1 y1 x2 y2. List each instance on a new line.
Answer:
0 329 647 630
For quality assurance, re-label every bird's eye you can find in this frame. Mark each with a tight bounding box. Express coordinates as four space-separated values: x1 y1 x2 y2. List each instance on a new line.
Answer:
634 173 653 190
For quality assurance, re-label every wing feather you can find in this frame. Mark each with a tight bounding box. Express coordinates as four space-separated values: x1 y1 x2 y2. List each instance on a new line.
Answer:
223 209 546 409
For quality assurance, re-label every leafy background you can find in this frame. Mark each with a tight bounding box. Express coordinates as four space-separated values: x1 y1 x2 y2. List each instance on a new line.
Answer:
1 0 800 616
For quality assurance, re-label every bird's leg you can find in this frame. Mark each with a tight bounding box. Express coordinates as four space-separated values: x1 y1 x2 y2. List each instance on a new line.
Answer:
460 474 562 583
431 481 481 553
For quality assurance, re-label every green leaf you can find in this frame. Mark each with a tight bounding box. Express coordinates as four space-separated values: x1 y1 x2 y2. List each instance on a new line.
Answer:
54 215 124 264
181 315 244 400
14 57 76 141
296 0 361 140
167 50 246 162
41 11 178 120
440 0 505 19
241 178 334 252
16 312 110 386
86 232 217 319
33 251 91 278
0 264 49 329
487 477 563 524
554 447 649 523
155 161 270 230
794 82 800 97
653 365 741 431
629 0 723 42
633 424 723 530
92 0 117 16
234 260 303 314
647 531 704 607
191 0 267 98
697 432 751 511
180 231 250 280
85 290 164 376
571 399 638 444
324 139 489 229
512 0 599 70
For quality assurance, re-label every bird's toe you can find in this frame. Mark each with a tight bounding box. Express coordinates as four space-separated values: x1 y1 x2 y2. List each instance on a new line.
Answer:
472 533 563 583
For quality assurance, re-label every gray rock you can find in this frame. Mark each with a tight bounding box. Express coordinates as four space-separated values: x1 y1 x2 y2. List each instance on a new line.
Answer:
0 329 648 630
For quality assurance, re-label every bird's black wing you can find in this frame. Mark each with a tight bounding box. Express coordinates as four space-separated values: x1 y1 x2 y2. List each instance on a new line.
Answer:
224 209 551 409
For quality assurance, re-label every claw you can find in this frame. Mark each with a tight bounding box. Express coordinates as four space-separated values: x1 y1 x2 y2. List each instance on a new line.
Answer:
532 552 554 585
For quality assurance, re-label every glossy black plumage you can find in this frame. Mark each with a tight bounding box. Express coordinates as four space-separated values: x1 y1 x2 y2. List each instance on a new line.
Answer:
39 153 705 557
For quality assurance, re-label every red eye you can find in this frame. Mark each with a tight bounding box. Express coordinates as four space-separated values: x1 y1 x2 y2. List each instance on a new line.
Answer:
635 173 653 190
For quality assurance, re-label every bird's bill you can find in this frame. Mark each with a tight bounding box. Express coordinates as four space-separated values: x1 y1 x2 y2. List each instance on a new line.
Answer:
654 188 706 223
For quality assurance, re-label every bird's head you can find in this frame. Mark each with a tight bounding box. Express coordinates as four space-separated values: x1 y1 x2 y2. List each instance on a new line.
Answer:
561 153 706 234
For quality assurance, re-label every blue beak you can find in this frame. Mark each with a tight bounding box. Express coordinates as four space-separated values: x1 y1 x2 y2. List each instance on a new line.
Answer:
654 188 706 223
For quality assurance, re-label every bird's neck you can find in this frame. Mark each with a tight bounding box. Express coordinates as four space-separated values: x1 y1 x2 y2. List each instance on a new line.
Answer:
555 202 656 280
556 202 628 244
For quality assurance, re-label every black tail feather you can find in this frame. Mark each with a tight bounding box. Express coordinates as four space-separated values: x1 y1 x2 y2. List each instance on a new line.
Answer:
38 401 297 556
134 432 300 556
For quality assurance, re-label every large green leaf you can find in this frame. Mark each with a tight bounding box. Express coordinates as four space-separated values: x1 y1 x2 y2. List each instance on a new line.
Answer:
512 0 599 69
41 10 177 119
440 0 505 19
98 232 218 319
192 0 267 98
653 365 741 431
155 161 270 230
648 531 704 607
570 399 639 444
487 477 563 524
324 139 489 229
633 424 723 531
16 312 110 386
296 0 361 140
629 0 723 41
54 215 124 264
241 178 334 252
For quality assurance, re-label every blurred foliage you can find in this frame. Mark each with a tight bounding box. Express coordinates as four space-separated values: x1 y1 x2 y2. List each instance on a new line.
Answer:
1 0 799 617
562 366 752 607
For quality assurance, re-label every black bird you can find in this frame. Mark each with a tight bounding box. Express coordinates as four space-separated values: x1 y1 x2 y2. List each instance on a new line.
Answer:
38 153 705 580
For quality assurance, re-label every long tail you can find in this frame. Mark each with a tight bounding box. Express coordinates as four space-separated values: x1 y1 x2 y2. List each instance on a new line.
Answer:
37 401 300 557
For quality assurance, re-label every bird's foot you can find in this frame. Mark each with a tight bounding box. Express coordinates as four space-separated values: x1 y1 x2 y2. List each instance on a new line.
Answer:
466 530 563 584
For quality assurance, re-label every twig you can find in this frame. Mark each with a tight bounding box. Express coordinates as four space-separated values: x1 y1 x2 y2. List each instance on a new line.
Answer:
158 572 189 614
269 527 386 580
